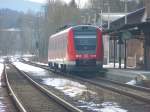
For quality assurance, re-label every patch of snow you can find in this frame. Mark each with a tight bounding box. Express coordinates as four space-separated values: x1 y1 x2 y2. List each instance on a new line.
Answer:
35 62 47 66
0 101 6 112
42 78 97 98
78 101 127 112
100 102 127 112
22 54 35 57
103 63 125 68
23 58 30 61
126 80 136 85
0 64 4 76
0 58 4 63
13 62 47 76
0 64 7 111
42 78 127 112
0 64 4 86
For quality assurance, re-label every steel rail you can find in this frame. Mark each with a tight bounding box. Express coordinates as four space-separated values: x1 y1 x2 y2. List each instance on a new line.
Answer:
72 76 150 103
25 61 150 92
97 77 150 92
26 63 150 103
22 61 150 103
4 64 27 112
12 64 83 112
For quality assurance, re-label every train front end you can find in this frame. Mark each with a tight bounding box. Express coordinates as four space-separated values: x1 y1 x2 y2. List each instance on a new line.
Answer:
67 25 103 72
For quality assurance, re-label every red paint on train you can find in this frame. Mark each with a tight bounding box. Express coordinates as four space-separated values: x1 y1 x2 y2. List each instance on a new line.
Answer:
96 28 103 60
67 29 76 61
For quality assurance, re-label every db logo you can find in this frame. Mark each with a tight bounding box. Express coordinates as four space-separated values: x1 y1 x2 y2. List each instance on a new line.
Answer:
83 54 89 58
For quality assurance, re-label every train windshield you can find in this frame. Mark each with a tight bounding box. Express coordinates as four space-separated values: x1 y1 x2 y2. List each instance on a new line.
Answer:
74 34 97 54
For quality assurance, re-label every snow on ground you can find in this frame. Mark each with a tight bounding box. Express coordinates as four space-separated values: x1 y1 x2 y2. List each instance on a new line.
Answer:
0 64 3 76
0 58 4 63
78 101 127 112
42 77 96 98
22 58 30 61
13 62 47 76
42 77 127 112
0 64 4 86
35 62 47 66
0 99 7 112
126 79 137 85
0 63 7 111
14 62 127 112
103 63 125 68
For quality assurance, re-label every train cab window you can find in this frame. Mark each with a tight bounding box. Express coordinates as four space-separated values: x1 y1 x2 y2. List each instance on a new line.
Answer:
74 34 97 54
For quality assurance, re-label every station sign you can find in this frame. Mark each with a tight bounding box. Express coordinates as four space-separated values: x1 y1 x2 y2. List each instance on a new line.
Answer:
117 38 124 44
121 31 132 40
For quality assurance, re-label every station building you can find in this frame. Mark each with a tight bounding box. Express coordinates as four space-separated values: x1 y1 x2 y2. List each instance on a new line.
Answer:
104 1 150 70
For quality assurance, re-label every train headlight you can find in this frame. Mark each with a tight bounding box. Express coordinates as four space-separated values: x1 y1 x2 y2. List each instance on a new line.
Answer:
76 54 82 58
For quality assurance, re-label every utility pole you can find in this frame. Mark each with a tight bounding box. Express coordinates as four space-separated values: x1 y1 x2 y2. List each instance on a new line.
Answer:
104 0 110 65
124 0 127 69
100 10 103 27
107 1 110 65
93 8 102 26
107 1 110 29
113 37 116 68
88 14 91 24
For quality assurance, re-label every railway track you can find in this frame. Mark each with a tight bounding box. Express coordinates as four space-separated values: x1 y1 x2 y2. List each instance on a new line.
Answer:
74 76 150 103
4 63 82 112
23 61 150 104
96 77 150 93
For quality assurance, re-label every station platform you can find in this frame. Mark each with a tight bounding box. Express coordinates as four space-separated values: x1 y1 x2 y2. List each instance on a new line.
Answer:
104 65 150 87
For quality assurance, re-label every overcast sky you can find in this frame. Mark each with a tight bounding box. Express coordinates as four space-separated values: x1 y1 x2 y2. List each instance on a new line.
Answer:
27 0 87 5
0 0 88 12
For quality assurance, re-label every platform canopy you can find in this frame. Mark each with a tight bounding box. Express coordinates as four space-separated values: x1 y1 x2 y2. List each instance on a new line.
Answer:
102 7 148 39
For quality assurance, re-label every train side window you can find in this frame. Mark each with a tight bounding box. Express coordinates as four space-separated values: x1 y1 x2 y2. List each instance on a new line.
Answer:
62 37 64 49
63 37 64 46
51 39 53 49
55 39 57 50
49 42 51 50
54 39 56 49
49 40 51 50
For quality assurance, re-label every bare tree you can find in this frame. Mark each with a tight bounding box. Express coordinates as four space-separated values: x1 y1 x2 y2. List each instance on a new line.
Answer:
37 0 81 60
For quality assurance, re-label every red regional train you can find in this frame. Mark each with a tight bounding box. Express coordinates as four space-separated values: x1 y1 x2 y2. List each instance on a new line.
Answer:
48 25 103 72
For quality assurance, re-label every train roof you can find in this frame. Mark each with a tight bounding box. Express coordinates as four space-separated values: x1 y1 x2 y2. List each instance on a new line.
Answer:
71 25 100 29
50 25 101 39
